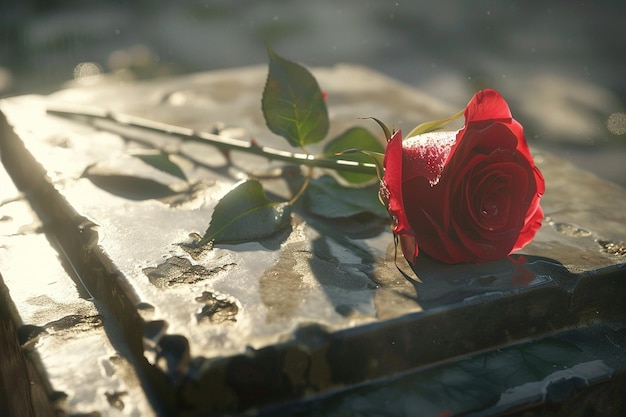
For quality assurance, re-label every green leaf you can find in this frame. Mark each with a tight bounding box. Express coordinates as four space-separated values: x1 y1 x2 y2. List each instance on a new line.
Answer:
304 175 387 218
262 46 329 148
324 127 385 184
201 180 291 245
406 108 464 138
131 151 187 181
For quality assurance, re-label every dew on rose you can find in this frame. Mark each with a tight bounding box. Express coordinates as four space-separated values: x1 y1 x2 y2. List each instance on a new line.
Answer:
403 131 456 186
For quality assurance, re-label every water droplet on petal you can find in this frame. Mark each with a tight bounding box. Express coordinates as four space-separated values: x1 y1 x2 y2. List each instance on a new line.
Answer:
403 131 457 186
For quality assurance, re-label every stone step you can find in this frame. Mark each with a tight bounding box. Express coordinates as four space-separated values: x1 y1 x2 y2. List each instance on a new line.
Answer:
257 317 626 417
0 153 155 416
1 65 625 416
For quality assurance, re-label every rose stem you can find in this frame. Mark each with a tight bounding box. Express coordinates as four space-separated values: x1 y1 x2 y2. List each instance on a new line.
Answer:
46 105 378 175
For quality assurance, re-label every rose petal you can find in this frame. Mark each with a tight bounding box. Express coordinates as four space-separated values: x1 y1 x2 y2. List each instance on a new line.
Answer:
463 156 533 246
420 208 474 263
464 89 513 123
401 131 456 186
447 122 518 174
531 164 546 197
473 173 512 231
402 174 449 237
513 197 544 251
399 232 417 265
383 130 418 263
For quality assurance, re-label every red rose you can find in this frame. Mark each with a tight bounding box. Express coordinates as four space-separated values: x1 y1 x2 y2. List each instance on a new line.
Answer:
381 89 545 264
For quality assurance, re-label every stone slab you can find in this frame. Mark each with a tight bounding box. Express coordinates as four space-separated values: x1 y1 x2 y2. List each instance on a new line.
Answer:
256 317 626 417
0 155 155 415
1 65 625 415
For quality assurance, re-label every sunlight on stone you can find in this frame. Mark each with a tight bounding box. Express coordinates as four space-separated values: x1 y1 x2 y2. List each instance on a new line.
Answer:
0 237 87 319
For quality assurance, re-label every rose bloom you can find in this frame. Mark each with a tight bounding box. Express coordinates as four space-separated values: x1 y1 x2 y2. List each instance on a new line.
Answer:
381 89 545 264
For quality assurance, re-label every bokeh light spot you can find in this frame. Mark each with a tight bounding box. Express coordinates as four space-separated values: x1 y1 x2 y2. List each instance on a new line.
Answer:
607 112 626 135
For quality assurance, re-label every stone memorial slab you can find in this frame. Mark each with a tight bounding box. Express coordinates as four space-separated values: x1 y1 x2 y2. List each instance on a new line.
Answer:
1 65 625 416
0 153 155 416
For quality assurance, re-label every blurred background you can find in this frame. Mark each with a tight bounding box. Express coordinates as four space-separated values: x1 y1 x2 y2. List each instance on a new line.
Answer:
1 0 625 185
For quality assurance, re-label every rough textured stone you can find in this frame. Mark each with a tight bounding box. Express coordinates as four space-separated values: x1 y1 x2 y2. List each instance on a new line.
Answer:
1 65 625 415
0 157 155 416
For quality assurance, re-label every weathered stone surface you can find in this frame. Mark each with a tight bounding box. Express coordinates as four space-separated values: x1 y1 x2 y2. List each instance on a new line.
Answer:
258 318 626 417
0 157 155 416
1 65 625 415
